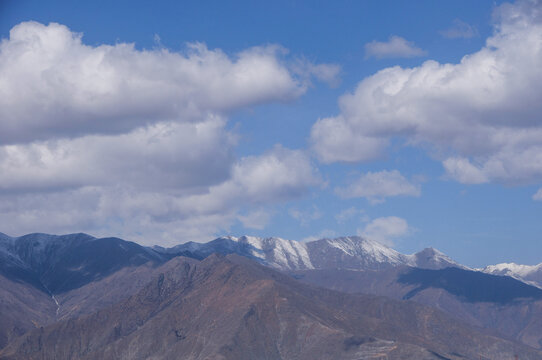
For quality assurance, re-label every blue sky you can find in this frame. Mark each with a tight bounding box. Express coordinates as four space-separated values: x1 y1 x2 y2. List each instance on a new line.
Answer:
1 0 541 267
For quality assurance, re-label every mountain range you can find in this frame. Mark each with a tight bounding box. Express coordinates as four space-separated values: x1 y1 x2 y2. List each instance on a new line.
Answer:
1 232 541 359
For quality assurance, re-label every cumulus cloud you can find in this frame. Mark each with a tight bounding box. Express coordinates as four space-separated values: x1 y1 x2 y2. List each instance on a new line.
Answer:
311 0 542 185
440 19 479 39
237 209 273 230
0 117 235 192
0 146 321 245
442 158 489 184
181 146 322 213
0 21 324 145
533 188 542 201
335 170 420 203
0 21 333 244
359 216 410 246
364 36 427 59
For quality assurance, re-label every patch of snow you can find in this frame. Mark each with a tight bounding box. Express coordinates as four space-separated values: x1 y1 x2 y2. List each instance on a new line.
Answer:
482 263 542 277
479 262 542 288
325 236 406 264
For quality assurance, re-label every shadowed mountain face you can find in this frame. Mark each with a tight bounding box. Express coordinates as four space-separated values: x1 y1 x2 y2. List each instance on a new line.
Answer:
292 266 542 349
1 254 541 360
0 233 180 350
398 267 542 303
0 233 167 294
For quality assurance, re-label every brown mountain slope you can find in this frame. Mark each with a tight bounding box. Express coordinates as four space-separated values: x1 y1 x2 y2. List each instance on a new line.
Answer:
291 266 542 349
0 275 56 349
0 258 198 351
1 254 541 360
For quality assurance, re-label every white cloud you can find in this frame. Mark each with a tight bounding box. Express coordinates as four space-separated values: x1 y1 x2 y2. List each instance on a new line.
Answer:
533 188 542 201
181 146 322 214
0 21 327 145
442 158 489 184
0 21 334 244
440 19 479 39
0 117 235 192
291 60 342 88
0 186 237 245
0 146 321 245
335 170 420 203
311 0 542 185
237 209 272 230
364 36 427 59
310 117 387 163
359 216 410 246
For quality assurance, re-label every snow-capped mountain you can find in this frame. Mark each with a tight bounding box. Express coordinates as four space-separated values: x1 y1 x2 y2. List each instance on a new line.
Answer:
158 235 463 272
480 263 542 289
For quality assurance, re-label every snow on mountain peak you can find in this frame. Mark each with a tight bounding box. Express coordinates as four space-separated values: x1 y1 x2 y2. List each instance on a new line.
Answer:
158 234 462 272
408 247 464 270
236 235 314 270
321 236 405 264
480 262 542 288
482 263 542 277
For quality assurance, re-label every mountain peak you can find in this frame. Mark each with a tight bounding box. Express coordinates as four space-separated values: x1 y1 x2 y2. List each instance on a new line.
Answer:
157 234 463 272
409 247 462 270
481 262 542 289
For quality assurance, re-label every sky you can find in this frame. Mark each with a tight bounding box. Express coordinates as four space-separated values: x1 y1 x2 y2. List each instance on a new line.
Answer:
1 0 542 267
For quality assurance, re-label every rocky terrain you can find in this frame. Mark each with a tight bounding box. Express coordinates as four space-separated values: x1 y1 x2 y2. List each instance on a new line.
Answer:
1 232 542 359
291 266 542 349
2 254 541 360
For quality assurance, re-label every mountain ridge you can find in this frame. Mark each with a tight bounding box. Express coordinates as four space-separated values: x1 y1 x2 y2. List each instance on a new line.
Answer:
154 235 463 272
2 254 541 360
4 231 542 289
480 262 542 289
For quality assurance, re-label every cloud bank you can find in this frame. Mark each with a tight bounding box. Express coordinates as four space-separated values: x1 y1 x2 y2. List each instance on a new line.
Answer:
0 21 329 244
312 0 542 185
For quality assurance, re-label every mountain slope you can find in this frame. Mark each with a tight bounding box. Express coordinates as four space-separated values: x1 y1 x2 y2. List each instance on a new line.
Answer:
0 233 167 294
0 274 56 349
481 262 542 289
292 266 542 349
158 235 462 272
2 254 541 360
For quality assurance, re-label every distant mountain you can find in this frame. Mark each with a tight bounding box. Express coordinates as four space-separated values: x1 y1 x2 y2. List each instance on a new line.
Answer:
0 233 166 294
155 235 462 271
3 231 542 354
480 262 542 289
291 266 542 349
2 254 540 360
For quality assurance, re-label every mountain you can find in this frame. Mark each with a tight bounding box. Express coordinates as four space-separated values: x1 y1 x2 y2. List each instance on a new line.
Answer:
0 232 167 294
2 231 542 355
0 273 56 349
156 235 462 271
2 254 541 360
291 266 542 349
0 232 177 349
480 262 542 289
